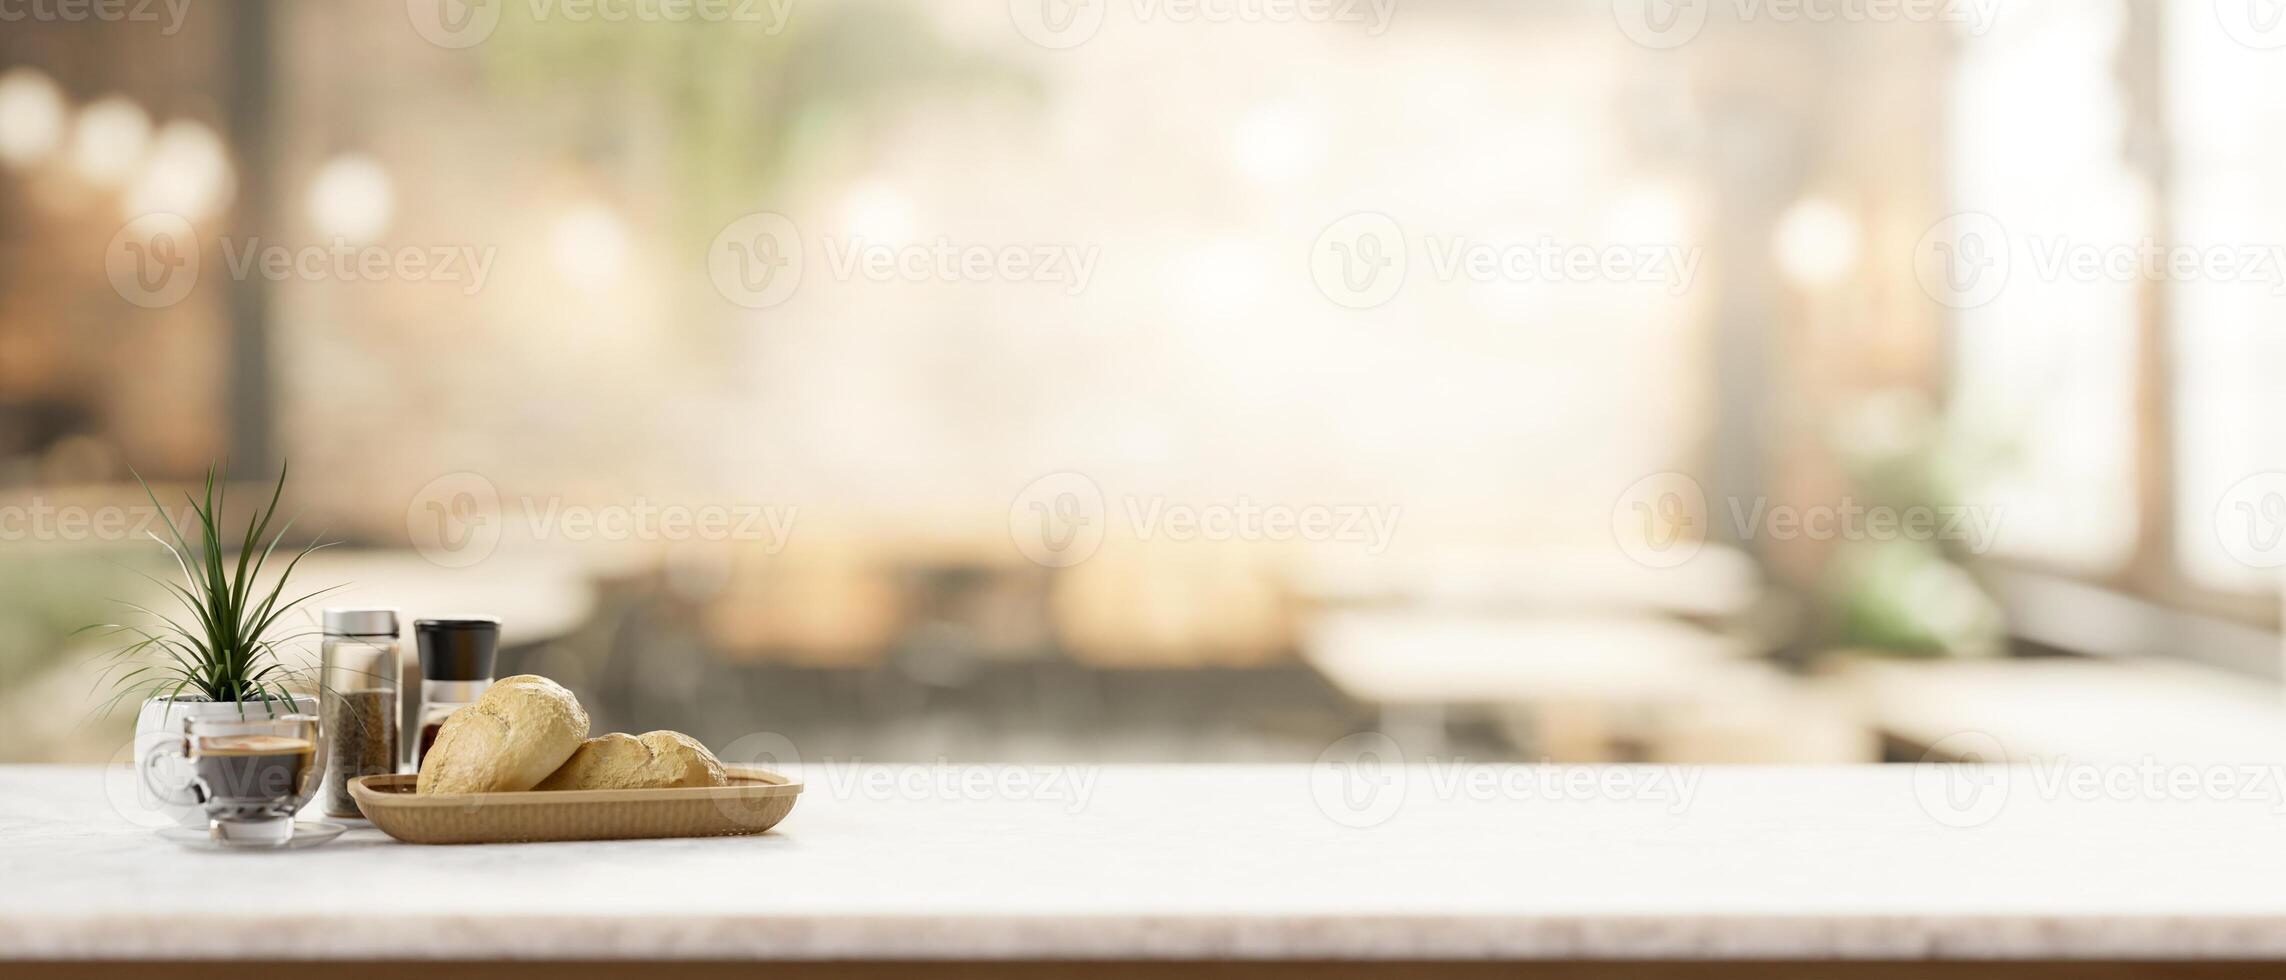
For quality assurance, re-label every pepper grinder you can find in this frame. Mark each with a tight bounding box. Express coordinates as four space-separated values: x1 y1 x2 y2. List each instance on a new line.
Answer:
411 617 500 771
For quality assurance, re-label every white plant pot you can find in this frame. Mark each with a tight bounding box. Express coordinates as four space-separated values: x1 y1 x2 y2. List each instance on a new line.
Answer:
134 694 319 828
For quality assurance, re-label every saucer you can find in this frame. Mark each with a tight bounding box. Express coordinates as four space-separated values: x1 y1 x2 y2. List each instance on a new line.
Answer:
157 820 347 851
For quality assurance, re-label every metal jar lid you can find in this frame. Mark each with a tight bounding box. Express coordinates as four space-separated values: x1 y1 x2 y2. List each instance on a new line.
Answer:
323 608 401 638
416 617 501 681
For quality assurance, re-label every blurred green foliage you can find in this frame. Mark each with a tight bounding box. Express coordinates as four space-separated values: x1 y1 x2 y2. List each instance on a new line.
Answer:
0 545 163 691
1820 389 2012 658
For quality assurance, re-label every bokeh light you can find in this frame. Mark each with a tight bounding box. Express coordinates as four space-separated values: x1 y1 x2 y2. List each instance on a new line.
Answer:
1772 197 1861 288
68 96 151 187
305 154 394 241
0 68 66 170
125 120 234 222
551 202 630 292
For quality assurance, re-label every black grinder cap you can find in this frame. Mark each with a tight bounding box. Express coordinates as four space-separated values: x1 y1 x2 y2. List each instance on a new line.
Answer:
416 617 501 681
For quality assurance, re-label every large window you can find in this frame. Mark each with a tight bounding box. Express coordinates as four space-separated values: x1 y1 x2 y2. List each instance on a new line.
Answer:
2169 2 2286 597
1953 0 2286 625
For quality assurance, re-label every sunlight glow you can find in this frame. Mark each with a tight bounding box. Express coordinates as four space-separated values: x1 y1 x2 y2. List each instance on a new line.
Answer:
551 202 630 292
1772 197 1860 288
0 68 66 170
70 96 150 187
306 154 394 241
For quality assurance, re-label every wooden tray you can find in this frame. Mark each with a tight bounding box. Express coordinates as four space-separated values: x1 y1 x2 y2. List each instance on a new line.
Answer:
349 766 801 844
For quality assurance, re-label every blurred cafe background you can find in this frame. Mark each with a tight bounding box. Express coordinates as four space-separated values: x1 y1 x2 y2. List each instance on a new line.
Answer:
4 0 2286 768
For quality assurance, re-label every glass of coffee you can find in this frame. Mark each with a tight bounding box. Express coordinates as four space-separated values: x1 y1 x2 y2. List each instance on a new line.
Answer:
139 713 322 845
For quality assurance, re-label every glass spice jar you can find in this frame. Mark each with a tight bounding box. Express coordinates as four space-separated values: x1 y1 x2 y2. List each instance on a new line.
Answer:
319 608 401 818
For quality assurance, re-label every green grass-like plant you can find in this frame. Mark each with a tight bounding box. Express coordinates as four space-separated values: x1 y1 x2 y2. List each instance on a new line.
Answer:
89 462 338 714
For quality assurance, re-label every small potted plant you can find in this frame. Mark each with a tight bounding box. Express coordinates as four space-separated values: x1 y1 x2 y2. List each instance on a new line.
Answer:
91 463 337 828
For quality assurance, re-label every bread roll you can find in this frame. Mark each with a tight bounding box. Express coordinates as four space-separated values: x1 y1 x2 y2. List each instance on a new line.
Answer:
416 675 590 794
535 730 729 791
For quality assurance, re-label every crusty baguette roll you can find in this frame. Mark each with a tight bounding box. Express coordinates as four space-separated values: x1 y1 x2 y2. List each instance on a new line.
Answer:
535 730 729 791
416 675 590 794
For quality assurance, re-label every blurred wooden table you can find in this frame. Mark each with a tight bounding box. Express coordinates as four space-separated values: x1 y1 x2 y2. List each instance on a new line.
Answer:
1301 610 1774 759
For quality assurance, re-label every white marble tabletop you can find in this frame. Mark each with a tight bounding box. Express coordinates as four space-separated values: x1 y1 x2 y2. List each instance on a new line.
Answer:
6 762 2286 961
